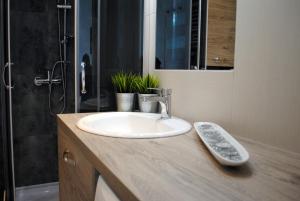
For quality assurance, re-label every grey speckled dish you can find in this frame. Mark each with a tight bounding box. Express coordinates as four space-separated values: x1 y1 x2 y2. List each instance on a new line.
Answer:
194 122 249 166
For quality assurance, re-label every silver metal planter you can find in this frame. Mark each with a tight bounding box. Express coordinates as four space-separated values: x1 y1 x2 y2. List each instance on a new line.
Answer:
138 94 158 113
116 93 134 112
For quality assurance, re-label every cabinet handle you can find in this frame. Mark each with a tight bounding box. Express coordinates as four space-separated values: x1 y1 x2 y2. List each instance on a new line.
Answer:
213 57 225 64
63 150 76 167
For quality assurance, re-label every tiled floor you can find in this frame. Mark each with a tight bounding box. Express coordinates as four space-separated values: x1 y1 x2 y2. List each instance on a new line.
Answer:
16 182 59 201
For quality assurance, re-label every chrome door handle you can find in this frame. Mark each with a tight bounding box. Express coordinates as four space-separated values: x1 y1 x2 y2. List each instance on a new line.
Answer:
2 62 14 90
213 57 225 64
63 150 76 167
2 62 9 88
81 62 87 94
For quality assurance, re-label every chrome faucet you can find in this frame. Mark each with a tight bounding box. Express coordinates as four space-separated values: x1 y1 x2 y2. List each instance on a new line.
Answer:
142 88 172 119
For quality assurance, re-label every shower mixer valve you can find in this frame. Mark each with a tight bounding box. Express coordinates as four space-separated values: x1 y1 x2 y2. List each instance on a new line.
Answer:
34 71 62 86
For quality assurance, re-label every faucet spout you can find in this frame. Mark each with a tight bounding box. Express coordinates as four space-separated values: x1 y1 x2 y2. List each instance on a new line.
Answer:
158 101 169 119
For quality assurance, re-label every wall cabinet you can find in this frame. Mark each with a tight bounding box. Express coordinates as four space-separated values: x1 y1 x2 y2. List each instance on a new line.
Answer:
206 0 236 68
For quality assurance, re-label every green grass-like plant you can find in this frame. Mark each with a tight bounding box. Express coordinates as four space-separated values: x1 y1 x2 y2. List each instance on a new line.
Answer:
134 74 160 94
111 72 137 93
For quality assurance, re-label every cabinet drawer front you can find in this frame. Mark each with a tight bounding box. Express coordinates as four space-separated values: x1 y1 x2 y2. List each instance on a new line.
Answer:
58 128 96 201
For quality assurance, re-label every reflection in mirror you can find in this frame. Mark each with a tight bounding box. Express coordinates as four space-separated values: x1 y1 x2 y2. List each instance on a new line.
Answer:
76 0 144 112
155 0 206 70
206 0 236 69
155 0 236 70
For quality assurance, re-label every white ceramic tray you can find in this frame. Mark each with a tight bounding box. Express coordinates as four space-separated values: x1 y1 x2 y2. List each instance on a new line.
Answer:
194 122 249 166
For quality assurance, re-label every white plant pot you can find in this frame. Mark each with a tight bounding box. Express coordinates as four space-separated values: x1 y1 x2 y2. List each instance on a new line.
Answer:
116 93 134 112
138 94 158 113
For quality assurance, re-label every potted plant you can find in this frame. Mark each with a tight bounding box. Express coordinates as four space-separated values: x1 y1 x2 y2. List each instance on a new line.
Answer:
112 72 136 112
135 74 160 113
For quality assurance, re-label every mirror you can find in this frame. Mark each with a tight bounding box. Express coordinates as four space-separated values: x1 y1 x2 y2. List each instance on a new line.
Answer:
76 0 144 112
154 0 236 70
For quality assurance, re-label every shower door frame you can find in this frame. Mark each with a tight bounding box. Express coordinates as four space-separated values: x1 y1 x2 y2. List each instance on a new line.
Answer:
0 0 15 200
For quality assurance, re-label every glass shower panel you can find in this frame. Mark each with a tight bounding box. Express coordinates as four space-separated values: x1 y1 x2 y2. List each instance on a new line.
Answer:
77 0 101 112
0 1 6 195
99 0 144 111
1 0 14 199
156 0 192 69
76 0 144 112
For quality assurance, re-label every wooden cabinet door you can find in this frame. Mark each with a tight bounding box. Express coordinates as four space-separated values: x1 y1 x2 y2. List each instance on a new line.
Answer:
58 128 96 201
206 0 236 68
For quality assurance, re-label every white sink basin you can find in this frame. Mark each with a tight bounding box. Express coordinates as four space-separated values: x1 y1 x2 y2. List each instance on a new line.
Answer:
76 112 192 138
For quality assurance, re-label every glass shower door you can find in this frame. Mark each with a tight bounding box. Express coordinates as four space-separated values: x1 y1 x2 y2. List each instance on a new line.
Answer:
76 0 144 112
0 0 15 200
0 16 8 196
76 0 101 112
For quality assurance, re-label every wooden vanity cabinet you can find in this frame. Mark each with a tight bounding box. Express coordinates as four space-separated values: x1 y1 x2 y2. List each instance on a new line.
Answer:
58 128 97 201
57 114 300 201
206 0 236 68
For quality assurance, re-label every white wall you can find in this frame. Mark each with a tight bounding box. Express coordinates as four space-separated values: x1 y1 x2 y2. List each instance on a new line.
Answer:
231 0 300 153
144 0 300 153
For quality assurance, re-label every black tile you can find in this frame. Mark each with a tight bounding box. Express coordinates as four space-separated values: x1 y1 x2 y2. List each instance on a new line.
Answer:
0 127 3 190
13 135 58 186
10 0 75 186
11 0 48 13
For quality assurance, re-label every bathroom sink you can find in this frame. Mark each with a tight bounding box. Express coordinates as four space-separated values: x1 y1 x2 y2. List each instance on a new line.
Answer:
76 112 192 138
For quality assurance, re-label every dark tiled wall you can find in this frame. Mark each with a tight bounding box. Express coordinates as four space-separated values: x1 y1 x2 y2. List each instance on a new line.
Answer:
10 0 74 186
0 121 3 193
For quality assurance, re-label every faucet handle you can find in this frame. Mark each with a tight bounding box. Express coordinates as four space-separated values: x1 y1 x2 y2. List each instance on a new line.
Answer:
147 88 172 96
164 88 172 95
147 87 161 92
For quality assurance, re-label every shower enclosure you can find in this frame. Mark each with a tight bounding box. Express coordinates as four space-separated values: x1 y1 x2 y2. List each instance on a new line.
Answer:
0 0 144 200
1 0 75 200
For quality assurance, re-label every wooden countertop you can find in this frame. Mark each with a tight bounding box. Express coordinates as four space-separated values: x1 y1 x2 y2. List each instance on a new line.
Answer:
57 113 300 201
